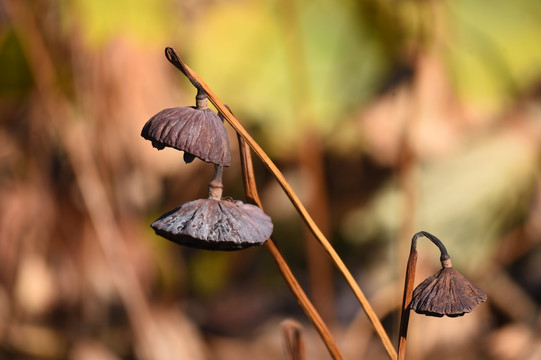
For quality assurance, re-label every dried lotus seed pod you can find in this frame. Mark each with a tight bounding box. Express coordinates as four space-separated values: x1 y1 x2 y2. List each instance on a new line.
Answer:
141 91 231 166
151 198 273 250
151 165 273 250
409 257 487 317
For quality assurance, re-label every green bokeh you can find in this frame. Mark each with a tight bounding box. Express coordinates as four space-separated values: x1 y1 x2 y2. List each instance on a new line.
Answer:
69 0 176 47
444 0 541 110
188 0 393 154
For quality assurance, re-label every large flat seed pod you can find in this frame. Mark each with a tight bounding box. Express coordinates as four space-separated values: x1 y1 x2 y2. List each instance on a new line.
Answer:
141 106 231 166
151 198 273 250
409 267 487 317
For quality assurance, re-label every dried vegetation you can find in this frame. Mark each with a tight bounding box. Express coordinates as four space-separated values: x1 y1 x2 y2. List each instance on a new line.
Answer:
1 0 541 359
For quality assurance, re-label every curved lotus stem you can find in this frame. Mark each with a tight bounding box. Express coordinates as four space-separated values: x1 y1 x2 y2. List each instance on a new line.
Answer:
410 231 450 262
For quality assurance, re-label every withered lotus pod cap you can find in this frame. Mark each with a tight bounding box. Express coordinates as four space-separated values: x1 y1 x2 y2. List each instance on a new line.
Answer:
409 258 487 317
141 92 231 166
151 198 273 250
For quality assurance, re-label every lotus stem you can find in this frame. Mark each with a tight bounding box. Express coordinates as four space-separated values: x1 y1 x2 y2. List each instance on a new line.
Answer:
195 88 208 110
410 231 450 263
208 165 224 200
237 134 344 360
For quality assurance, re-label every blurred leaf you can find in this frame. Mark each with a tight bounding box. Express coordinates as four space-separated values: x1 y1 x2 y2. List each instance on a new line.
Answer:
189 2 293 154
69 0 176 46
443 0 541 111
298 0 393 131
189 0 393 154
342 127 540 270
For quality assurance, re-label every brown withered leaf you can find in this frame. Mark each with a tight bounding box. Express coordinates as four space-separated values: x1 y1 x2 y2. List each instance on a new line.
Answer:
151 198 273 250
409 267 487 317
141 106 231 166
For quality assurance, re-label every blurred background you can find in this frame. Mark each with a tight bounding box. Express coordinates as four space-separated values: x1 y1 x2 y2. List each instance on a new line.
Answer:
1 0 541 359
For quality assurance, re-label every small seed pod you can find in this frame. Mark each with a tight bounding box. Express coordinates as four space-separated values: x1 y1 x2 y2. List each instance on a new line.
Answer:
151 165 273 250
141 89 231 166
409 257 487 317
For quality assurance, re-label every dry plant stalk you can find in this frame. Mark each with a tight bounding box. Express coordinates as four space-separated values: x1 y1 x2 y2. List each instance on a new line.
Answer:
237 135 343 360
165 47 397 360
281 319 306 360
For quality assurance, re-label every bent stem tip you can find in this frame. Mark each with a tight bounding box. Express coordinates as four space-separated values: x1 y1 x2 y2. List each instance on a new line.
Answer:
165 47 206 98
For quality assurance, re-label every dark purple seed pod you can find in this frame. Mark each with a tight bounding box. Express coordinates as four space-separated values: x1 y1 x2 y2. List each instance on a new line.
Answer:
409 258 487 317
151 198 273 251
151 165 272 250
141 92 231 166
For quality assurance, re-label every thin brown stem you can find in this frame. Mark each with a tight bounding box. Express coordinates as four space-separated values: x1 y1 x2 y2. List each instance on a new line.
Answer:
412 231 450 261
208 165 224 200
397 247 417 360
237 135 343 360
168 47 397 360
165 47 204 94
